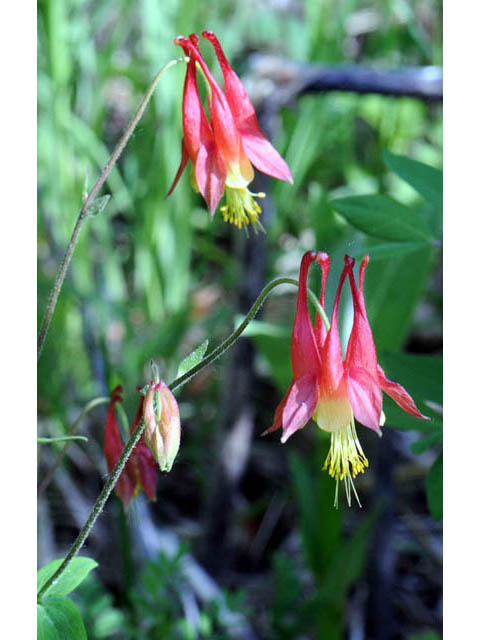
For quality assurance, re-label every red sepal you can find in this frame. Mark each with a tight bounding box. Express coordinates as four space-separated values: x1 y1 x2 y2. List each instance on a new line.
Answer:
376 364 429 420
281 373 319 443
346 367 383 434
262 381 293 436
166 138 189 197
103 386 137 508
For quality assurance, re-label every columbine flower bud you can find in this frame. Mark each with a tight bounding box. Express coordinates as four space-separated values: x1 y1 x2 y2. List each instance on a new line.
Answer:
143 381 181 472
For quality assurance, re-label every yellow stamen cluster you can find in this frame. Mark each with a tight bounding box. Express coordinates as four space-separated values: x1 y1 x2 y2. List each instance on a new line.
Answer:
220 186 266 232
323 420 369 507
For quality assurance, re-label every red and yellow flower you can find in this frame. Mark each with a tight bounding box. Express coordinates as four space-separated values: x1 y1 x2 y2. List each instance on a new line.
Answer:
168 31 292 230
266 252 428 505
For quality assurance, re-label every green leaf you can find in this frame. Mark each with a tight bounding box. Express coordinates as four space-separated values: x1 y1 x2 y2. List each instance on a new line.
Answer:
410 432 442 455
383 150 443 211
37 596 87 640
408 631 442 640
84 194 111 218
380 353 443 405
319 503 380 603
176 339 209 379
330 194 432 242
37 557 98 599
426 453 443 520
37 436 88 444
290 456 380 640
363 244 434 352
383 393 442 433
289 446 341 581
350 241 429 260
418 201 442 239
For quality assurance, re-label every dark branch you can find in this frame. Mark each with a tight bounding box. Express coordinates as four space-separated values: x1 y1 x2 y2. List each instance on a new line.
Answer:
300 65 442 101
247 54 443 104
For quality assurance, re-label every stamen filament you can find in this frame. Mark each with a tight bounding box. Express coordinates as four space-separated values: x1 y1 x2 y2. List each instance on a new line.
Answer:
323 420 368 507
220 186 266 232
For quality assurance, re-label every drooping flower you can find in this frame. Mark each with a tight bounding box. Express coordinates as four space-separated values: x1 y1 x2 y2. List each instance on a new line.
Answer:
266 252 428 506
168 32 292 231
143 380 181 472
104 386 158 509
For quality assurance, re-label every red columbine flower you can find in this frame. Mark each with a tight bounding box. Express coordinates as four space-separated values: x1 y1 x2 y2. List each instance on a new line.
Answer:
168 32 292 230
143 380 181 472
266 252 428 506
104 386 158 509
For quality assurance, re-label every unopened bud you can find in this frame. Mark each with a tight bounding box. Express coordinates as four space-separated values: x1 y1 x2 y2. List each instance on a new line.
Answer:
143 381 181 472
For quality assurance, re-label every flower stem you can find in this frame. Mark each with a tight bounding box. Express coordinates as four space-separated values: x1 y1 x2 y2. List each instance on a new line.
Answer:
36 275 326 600
306 286 331 332
37 57 187 360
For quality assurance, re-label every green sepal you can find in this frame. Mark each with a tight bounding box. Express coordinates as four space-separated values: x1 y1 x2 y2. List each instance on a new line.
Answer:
85 194 111 218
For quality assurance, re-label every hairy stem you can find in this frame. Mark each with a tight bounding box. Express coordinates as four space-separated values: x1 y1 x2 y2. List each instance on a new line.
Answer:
37 57 186 359
37 276 327 599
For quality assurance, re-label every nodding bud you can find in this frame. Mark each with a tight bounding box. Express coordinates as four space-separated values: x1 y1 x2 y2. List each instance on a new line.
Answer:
143 381 181 472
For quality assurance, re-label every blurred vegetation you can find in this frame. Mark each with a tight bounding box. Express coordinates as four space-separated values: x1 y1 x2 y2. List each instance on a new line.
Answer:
38 1 442 638
71 547 246 640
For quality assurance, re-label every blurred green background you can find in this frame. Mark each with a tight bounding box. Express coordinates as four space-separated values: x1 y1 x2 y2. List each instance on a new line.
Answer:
38 1 442 639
